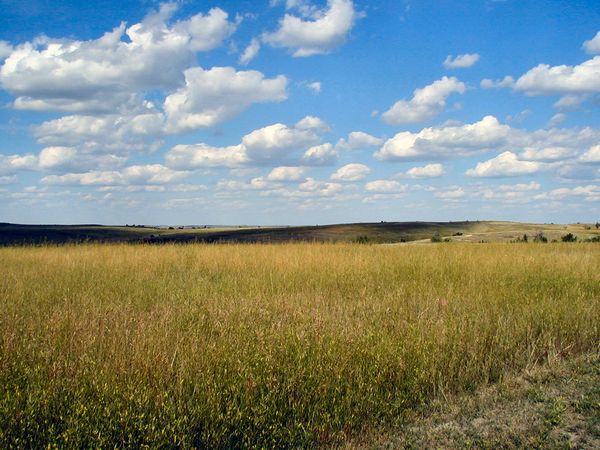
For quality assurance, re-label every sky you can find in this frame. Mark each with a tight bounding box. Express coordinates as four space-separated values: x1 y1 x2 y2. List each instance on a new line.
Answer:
0 0 599 225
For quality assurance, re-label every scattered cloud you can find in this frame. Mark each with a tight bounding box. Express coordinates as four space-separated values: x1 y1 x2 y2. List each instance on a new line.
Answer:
583 31 600 54
375 115 511 161
0 4 237 112
443 53 480 69
547 113 566 128
466 152 542 177
580 145 600 163
336 131 383 151
0 153 38 175
41 164 189 186
239 38 261 65
434 187 465 199
382 76 466 124
480 76 515 89
301 143 337 166
365 180 406 193
164 66 288 133
405 163 445 178
166 116 329 169
307 81 322 93
330 163 370 181
0 41 13 59
265 166 305 181
263 0 361 57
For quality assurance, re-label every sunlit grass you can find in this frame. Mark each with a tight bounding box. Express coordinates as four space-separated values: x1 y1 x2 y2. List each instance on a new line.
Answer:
1 243 598 448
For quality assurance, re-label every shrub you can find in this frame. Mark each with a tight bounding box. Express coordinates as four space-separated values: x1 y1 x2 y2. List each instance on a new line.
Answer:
431 232 442 243
533 231 548 243
561 233 577 242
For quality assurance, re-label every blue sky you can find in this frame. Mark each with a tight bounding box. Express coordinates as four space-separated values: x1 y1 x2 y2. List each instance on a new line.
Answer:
1 0 599 225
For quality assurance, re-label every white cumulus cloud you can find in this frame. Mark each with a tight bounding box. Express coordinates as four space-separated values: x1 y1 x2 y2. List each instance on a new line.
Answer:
375 116 511 161
381 76 466 124
336 131 382 151
466 152 542 177
365 180 406 193
443 53 480 69
583 31 600 54
405 163 445 178
263 0 360 57
0 4 237 112
165 116 329 168
239 38 261 65
164 66 288 133
330 163 370 181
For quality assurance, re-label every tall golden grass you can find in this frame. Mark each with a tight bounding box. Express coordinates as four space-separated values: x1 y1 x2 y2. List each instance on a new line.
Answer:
1 243 598 448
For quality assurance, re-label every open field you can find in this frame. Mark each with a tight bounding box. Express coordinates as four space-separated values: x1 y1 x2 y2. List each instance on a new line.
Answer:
1 243 598 448
1 221 599 245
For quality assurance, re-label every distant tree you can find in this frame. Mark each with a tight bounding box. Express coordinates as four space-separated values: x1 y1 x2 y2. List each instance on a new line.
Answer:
431 232 442 243
522 234 528 242
561 233 577 242
596 222 600 229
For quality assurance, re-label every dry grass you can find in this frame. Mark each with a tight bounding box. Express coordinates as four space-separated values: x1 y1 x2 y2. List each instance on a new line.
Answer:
1 243 599 448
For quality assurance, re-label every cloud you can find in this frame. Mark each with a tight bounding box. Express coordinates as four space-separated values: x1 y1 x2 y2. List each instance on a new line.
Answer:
41 164 189 186
365 180 406 193
519 146 577 162
443 53 480 69
266 166 305 181
466 151 542 177
434 187 465 199
301 143 337 165
547 113 566 128
0 153 38 175
330 163 370 181
381 76 466 124
557 164 600 181
298 177 344 195
0 40 13 59
166 116 329 168
513 56 600 109
307 81 321 93
0 175 16 184
243 121 323 161
583 31 600 54
498 181 541 192
263 0 360 57
405 163 445 178
164 66 288 133
34 108 163 151
239 38 261 65
166 144 249 169
0 4 237 112
375 116 511 161
579 145 600 163
295 115 331 133
535 185 600 202
480 76 515 89
335 131 382 151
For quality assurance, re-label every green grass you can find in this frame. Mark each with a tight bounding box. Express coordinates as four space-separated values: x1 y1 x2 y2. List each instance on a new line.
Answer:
0 243 599 448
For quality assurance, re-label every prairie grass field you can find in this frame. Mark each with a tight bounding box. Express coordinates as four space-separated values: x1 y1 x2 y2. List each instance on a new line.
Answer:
1 243 599 448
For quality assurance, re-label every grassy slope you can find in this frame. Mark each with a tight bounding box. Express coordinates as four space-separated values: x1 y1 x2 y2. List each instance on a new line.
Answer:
1 221 599 245
1 243 598 448
345 353 600 449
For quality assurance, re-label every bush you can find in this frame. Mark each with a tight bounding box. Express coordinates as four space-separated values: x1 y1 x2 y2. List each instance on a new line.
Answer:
533 231 548 243
561 233 577 242
431 232 442 243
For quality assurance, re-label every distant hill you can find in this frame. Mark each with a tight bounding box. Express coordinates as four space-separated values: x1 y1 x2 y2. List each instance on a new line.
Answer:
1 221 598 246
